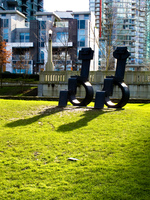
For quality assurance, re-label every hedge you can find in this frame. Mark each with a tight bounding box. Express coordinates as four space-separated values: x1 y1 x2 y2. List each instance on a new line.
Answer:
2 73 39 81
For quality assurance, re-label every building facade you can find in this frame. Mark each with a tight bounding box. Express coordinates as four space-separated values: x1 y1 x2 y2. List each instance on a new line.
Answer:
0 0 43 21
0 10 60 73
72 11 99 71
0 9 99 74
35 11 78 71
90 0 149 70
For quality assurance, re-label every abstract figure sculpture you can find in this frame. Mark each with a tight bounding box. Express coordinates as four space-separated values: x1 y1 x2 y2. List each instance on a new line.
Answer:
58 48 94 107
59 47 130 109
95 47 130 109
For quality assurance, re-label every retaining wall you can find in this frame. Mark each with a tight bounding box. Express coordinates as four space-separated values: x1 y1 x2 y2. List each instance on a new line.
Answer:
38 71 150 100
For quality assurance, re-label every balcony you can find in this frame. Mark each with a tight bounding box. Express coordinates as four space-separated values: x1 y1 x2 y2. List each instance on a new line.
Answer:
131 32 136 36
139 39 145 43
139 17 145 22
130 48 135 52
22 10 28 15
7 0 18 6
52 42 73 48
38 2 43 8
139 23 145 28
22 0 27 3
11 42 34 48
21 4 28 8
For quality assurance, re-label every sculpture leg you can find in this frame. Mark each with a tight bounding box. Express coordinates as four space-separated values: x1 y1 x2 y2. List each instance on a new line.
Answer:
94 91 105 109
58 90 68 107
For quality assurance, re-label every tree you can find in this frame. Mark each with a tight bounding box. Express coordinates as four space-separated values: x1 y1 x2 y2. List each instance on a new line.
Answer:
0 40 11 87
102 2 120 71
13 51 32 74
51 20 77 71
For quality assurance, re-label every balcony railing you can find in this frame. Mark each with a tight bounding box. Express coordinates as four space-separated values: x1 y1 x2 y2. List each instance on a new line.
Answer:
7 0 18 6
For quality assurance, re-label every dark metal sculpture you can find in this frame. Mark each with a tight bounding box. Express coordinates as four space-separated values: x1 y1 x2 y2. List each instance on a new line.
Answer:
59 47 130 109
95 47 130 108
59 48 94 107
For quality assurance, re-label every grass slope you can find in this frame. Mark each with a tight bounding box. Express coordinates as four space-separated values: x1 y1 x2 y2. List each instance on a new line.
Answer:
0 100 150 200
0 86 37 96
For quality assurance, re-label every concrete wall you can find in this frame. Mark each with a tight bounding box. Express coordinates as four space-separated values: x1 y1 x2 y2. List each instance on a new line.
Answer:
38 71 150 100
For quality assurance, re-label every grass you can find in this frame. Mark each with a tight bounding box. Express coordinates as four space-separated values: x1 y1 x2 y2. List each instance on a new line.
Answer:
0 99 150 200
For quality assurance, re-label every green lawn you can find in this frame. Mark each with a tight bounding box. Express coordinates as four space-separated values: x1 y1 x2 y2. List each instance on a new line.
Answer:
0 99 150 200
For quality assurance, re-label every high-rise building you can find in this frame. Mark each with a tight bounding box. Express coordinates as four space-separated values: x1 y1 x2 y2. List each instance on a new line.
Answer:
90 0 148 69
0 0 43 21
89 0 103 37
72 11 99 71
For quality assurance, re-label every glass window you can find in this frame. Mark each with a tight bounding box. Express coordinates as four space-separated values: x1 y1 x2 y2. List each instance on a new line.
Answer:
47 15 52 21
40 50 44 60
79 20 85 29
78 35 85 47
40 30 46 41
25 33 30 42
3 19 9 27
40 21 46 29
56 21 68 27
79 41 85 47
79 30 85 35
74 14 79 19
3 28 8 42
20 33 24 42
39 42 44 47
84 14 89 19
56 32 68 43
20 33 30 42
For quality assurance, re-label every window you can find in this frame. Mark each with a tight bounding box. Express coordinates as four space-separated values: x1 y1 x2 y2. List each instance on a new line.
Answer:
74 14 79 19
39 21 46 29
78 30 85 47
56 32 68 43
47 15 52 21
79 30 85 35
78 36 85 46
3 28 8 42
84 14 89 20
20 33 30 42
56 21 68 28
37 16 42 21
78 20 85 29
3 19 9 27
40 30 46 41
39 42 45 47
39 50 44 61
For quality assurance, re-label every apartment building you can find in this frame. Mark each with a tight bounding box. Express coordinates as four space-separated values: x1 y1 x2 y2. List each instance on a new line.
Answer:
0 10 60 73
90 0 148 69
0 0 43 21
36 10 99 71
35 11 78 71
72 11 99 71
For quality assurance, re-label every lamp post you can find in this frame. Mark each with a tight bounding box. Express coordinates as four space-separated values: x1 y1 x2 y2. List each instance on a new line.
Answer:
46 29 54 71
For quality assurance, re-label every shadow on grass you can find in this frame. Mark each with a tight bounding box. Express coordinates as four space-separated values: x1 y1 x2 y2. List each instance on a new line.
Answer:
57 108 123 132
5 106 65 127
5 105 123 129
